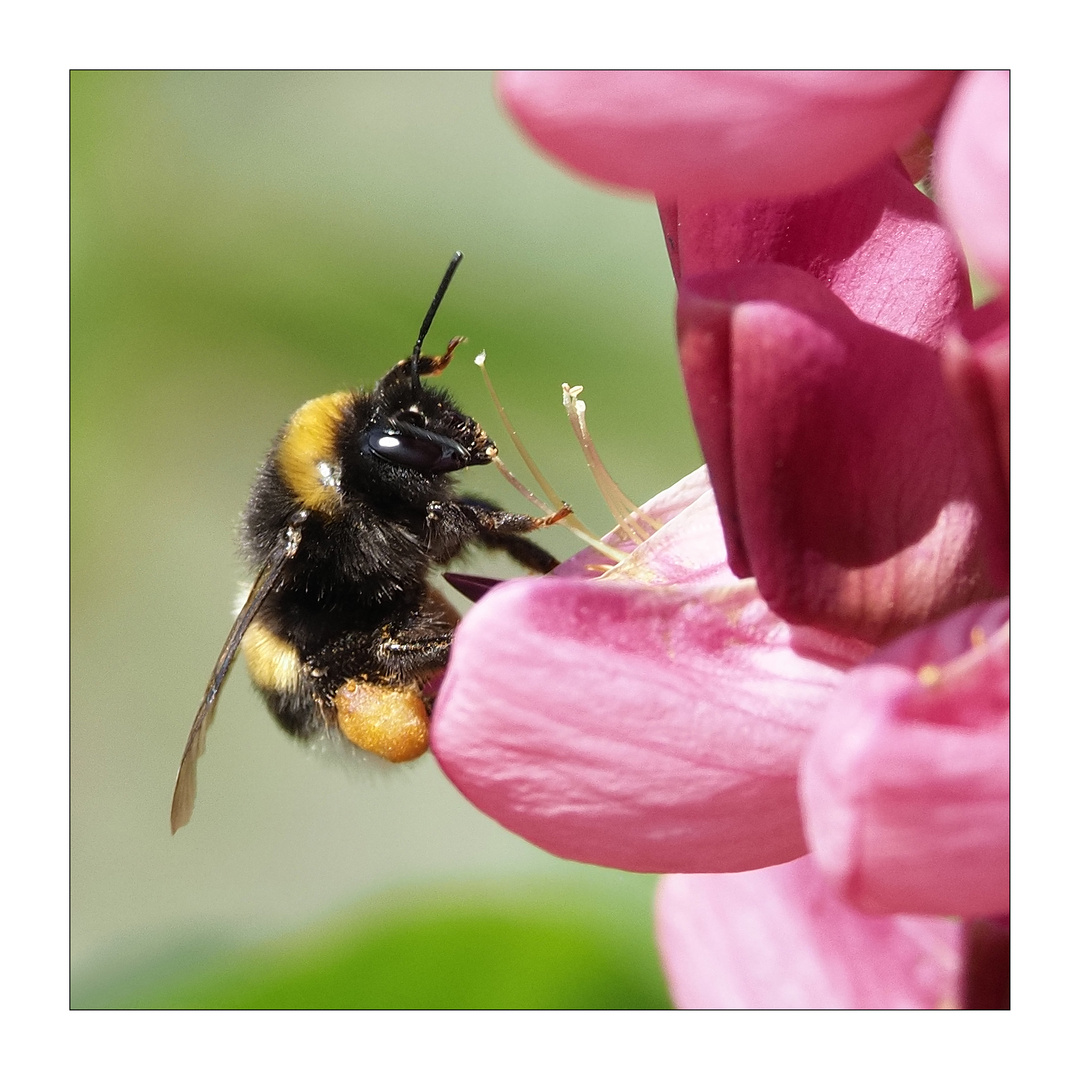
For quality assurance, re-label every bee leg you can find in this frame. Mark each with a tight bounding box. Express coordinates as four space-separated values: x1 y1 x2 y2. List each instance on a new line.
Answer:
372 625 455 682
331 606 458 762
477 531 560 574
451 496 569 573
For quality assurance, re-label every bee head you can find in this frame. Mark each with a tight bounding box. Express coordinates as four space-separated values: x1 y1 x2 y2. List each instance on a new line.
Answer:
330 344 495 508
367 339 496 471
343 254 494 506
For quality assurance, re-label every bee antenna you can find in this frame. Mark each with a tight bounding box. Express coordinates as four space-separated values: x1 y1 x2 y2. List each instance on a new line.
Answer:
410 251 463 363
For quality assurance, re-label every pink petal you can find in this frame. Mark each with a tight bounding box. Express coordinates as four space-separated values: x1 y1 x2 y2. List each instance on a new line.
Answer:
656 859 962 1008
801 600 1010 917
678 265 994 644
432 484 868 873
935 70 1010 290
941 296 1010 590
553 467 735 586
499 70 957 201
660 157 971 348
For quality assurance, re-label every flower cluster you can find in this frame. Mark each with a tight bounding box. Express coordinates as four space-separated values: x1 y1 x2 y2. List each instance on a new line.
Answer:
432 71 1009 1009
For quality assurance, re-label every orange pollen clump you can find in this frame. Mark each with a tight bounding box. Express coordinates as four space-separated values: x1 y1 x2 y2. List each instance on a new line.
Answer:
333 679 430 763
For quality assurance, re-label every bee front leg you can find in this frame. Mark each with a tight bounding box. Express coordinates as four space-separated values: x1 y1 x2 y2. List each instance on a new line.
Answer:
454 496 569 573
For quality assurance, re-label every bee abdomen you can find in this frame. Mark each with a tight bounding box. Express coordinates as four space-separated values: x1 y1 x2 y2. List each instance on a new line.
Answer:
241 621 303 696
241 619 430 762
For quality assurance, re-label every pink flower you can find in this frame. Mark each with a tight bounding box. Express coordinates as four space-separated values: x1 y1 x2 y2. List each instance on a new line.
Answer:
434 470 872 874
935 71 1011 290
499 71 958 201
941 295 1010 590
801 599 1010 918
656 858 963 1009
676 261 990 645
434 71 1008 1008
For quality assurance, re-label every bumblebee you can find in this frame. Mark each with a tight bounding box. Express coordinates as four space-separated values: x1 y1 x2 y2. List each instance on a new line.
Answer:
171 253 565 832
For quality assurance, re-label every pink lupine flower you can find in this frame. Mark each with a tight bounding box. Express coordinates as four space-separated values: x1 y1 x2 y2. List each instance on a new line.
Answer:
676 263 991 645
498 71 958 202
934 70 1011 290
662 155 971 347
434 71 1008 1008
941 295 1010 589
434 470 872 874
800 598 1010 918
655 858 963 1009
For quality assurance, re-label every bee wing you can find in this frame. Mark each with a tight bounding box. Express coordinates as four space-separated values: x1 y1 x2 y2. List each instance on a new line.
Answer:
170 513 306 833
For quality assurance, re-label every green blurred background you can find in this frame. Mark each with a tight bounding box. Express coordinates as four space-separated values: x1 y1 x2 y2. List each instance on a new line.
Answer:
71 70 701 1008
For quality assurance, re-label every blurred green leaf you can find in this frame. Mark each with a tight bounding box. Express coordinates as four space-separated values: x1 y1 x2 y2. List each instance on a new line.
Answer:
74 882 671 1010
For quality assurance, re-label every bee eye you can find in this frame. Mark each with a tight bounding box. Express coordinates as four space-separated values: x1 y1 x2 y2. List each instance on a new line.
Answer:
365 424 468 473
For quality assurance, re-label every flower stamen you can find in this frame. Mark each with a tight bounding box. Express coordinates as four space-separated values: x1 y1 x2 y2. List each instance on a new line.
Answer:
475 352 625 563
917 665 942 688
561 383 662 546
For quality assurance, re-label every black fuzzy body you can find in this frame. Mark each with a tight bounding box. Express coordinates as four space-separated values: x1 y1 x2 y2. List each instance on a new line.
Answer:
169 255 564 833
238 353 558 741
